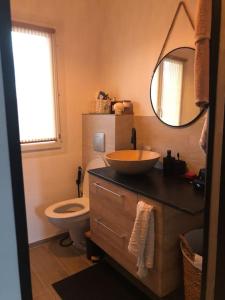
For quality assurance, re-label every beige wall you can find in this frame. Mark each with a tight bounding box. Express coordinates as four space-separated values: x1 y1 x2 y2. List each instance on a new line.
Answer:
97 0 205 170
98 0 196 116
11 0 102 243
82 114 133 169
134 116 205 172
11 0 204 243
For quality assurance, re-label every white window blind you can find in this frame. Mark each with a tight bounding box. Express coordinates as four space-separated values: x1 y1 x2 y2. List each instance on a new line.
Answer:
160 58 183 126
11 24 59 145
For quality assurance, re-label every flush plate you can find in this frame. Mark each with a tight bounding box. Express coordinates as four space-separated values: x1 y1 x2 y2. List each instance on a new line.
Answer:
93 132 105 152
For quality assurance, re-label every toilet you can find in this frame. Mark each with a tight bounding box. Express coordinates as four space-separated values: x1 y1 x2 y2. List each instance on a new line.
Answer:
45 158 105 249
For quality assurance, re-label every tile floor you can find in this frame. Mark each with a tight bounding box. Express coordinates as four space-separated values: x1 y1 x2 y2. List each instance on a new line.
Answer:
30 238 92 299
30 238 183 300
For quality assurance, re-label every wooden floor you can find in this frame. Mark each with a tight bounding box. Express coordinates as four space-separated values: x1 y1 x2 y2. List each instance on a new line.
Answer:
30 238 92 299
30 238 183 300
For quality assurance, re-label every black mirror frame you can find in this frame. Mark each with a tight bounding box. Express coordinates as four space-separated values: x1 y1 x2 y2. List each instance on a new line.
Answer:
150 46 206 128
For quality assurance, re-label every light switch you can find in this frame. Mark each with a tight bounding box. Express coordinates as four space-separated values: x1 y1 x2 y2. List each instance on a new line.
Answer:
93 133 105 152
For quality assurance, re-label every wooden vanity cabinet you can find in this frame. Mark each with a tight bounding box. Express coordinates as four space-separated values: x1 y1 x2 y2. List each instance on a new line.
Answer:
89 174 203 298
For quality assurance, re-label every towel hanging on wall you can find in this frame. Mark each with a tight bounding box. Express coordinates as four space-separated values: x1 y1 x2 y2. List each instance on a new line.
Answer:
194 0 212 108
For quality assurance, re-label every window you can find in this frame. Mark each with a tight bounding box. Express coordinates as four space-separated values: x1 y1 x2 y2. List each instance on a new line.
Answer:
152 58 184 126
160 58 183 126
11 22 61 151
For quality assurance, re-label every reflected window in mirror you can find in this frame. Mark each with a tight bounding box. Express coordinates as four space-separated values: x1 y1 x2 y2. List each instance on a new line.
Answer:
152 57 184 125
150 47 204 127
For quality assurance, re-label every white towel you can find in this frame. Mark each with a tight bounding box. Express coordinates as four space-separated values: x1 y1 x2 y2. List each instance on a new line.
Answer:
194 254 203 271
199 112 208 154
128 201 155 278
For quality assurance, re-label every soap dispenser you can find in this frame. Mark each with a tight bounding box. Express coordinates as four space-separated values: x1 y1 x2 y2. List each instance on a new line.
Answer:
163 150 175 176
173 153 187 176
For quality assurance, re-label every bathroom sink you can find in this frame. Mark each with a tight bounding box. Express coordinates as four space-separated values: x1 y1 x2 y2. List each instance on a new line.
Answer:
105 150 160 175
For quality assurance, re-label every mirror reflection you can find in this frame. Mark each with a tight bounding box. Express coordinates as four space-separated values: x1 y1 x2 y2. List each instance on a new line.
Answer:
150 47 203 127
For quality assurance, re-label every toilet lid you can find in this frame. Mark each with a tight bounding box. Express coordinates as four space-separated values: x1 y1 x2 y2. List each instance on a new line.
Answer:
45 197 89 219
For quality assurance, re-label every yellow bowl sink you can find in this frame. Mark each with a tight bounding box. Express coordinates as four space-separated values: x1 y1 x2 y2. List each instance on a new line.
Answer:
105 150 160 175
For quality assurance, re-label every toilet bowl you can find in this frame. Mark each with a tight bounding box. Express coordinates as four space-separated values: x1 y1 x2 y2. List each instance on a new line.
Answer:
44 158 105 249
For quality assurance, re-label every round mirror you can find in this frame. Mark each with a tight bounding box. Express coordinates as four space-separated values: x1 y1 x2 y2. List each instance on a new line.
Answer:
150 47 204 127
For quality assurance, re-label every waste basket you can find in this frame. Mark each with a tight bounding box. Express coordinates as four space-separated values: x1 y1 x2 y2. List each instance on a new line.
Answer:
180 228 203 300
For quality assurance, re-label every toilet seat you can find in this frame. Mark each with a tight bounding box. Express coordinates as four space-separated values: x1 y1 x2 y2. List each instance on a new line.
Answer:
44 158 106 247
45 197 89 220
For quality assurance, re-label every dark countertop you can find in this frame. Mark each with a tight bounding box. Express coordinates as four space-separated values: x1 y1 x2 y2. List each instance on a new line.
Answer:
88 167 205 215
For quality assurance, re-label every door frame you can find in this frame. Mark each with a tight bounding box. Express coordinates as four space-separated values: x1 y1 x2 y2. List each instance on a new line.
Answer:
0 0 223 299
212 3 225 299
201 0 225 300
0 0 32 299
214 107 225 299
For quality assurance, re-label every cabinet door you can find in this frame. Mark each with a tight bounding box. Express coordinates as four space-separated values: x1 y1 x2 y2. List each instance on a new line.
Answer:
138 194 204 297
89 176 204 298
89 176 163 296
89 175 138 231
89 175 138 273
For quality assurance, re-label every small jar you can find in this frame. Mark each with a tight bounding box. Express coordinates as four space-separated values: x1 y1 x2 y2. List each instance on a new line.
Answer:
113 102 125 115
122 100 133 114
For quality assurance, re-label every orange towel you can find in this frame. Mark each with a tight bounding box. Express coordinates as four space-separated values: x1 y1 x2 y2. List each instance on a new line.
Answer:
195 0 212 42
194 0 212 107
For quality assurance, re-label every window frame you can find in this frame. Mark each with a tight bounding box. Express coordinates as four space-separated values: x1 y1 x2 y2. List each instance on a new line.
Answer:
12 21 62 153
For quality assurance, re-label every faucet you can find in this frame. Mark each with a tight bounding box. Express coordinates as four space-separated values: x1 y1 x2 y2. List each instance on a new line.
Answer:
131 128 137 150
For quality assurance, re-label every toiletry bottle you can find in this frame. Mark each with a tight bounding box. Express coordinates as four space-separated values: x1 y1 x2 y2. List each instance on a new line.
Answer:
173 153 187 176
163 150 175 176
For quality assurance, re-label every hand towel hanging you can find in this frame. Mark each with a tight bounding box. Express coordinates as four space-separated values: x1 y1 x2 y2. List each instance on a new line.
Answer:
128 201 155 278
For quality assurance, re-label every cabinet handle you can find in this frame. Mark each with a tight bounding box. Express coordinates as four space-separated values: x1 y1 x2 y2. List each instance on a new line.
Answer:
94 218 126 239
93 183 124 199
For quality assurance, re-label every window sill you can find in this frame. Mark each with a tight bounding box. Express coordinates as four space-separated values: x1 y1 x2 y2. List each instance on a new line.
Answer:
21 140 62 153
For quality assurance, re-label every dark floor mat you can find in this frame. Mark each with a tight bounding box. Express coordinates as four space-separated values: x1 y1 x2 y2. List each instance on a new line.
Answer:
53 262 150 300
